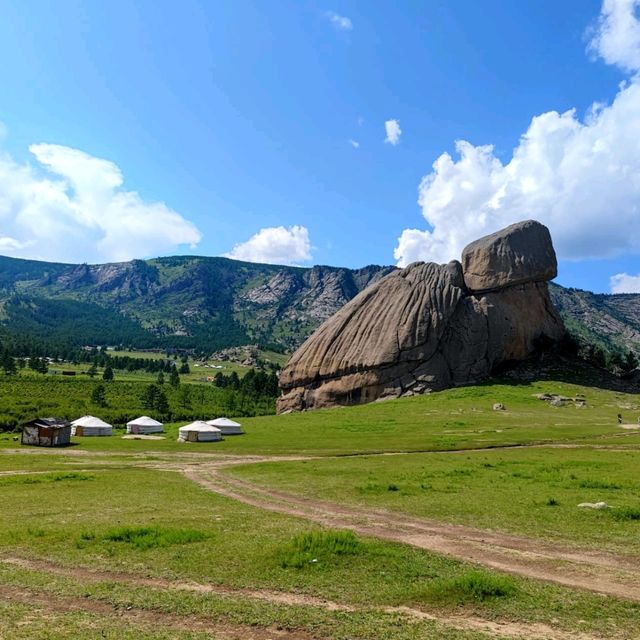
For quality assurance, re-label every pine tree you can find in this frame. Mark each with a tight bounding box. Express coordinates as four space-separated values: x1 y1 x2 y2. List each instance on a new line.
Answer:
91 384 107 407
155 389 170 416
103 365 114 381
156 371 165 385
141 384 159 410
169 368 180 388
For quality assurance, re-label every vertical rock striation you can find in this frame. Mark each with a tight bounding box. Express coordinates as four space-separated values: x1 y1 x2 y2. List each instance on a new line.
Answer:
277 220 565 413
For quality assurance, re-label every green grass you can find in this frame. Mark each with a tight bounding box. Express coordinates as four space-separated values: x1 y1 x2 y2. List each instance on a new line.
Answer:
3 375 638 455
278 530 363 568
2 374 640 637
1 464 640 638
423 570 518 604
231 447 640 554
88 525 209 550
0 471 93 486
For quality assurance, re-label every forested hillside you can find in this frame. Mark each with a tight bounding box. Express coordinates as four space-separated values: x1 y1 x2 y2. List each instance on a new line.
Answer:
0 254 638 360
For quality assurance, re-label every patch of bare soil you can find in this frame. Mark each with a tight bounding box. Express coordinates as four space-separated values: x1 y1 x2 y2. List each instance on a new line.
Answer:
0 557 608 640
180 462 640 605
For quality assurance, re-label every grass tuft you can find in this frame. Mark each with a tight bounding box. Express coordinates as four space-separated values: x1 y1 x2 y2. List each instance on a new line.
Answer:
546 497 559 506
98 526 208 550
612 507 640 522
278 530 363 569
424 570 518 604
0 472 93 486
577 479 621 490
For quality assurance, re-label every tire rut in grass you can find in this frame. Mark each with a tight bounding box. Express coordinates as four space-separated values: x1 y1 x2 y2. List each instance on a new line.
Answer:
0 583 312 639
0 557 606 640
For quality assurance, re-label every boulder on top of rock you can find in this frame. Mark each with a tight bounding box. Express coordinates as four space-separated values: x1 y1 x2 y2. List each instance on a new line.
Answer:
461 220 557 293
277 219 565 414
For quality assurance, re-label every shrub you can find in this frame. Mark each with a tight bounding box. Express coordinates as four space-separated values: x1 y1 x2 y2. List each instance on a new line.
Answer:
546 497 559 506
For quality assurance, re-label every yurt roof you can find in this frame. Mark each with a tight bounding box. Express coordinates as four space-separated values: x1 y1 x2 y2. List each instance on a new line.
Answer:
127 416 163 427
72 416 112 428
180 421 221 432
207 417 241 427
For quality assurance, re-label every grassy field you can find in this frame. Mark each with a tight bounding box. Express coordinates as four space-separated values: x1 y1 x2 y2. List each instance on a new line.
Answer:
3 376 636 454
1 373 640 638
230 446 640 555
1 458 640 639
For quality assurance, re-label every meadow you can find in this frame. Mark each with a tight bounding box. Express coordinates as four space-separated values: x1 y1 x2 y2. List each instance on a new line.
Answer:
1 371 640 639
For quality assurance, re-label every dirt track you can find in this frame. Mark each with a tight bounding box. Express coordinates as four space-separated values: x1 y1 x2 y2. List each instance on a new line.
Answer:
180 456 640 604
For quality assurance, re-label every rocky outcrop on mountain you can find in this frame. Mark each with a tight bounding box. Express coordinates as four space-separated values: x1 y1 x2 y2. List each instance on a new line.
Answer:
277 220 566 413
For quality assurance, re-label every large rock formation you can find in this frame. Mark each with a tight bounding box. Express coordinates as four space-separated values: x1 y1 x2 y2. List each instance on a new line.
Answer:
277 220 565 413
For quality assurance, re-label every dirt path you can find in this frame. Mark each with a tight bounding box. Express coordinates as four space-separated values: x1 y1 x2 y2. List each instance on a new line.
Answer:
0 556 610 640
180 460 640 604
0 583 311 639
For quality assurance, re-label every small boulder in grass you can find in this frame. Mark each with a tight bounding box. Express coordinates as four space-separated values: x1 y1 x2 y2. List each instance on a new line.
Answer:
578 502 609 510
493 403 505 411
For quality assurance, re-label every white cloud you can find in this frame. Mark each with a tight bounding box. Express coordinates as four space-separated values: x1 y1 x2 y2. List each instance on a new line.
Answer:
588 0 640 73
384 119 402 145
611 272 640 292
326 11 352 31
0 141 201 263
349 139 360 148
225 225 312 265
394 1 640 268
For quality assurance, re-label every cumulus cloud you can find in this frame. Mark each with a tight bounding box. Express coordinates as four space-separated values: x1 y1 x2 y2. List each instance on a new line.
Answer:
326 11 352 31
588 0 640 73
349 139 360 148
0 141 201 263
394 1 640 267
225 225 312 265
610 272 640 292
384 119 402 145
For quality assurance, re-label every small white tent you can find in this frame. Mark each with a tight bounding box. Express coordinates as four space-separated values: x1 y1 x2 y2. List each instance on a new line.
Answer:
178 421 223 443
206 417 243 435
126 416 164 434
71 415 113 437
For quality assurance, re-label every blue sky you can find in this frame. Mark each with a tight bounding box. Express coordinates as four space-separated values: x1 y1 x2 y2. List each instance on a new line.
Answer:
0 0 639 293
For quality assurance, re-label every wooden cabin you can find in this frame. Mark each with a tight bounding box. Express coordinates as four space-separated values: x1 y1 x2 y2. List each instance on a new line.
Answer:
21 418 72 447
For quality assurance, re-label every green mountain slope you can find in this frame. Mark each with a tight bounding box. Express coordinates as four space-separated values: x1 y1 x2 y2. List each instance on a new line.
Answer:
0 254 394 352
0 253 638 356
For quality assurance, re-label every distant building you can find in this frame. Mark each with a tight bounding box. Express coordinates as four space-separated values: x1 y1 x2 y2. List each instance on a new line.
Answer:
21 418 72 447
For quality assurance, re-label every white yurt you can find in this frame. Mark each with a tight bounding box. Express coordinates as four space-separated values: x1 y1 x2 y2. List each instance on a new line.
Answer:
206 417 243 435
71 415 113 436
126 416 164 434
178 421 223 443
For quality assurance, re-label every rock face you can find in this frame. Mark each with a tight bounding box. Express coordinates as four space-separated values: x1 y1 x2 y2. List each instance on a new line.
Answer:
277 220 565 413
461 220 557 293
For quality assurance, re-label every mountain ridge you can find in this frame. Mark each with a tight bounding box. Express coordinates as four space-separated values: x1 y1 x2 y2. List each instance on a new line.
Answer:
0 253 637 357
